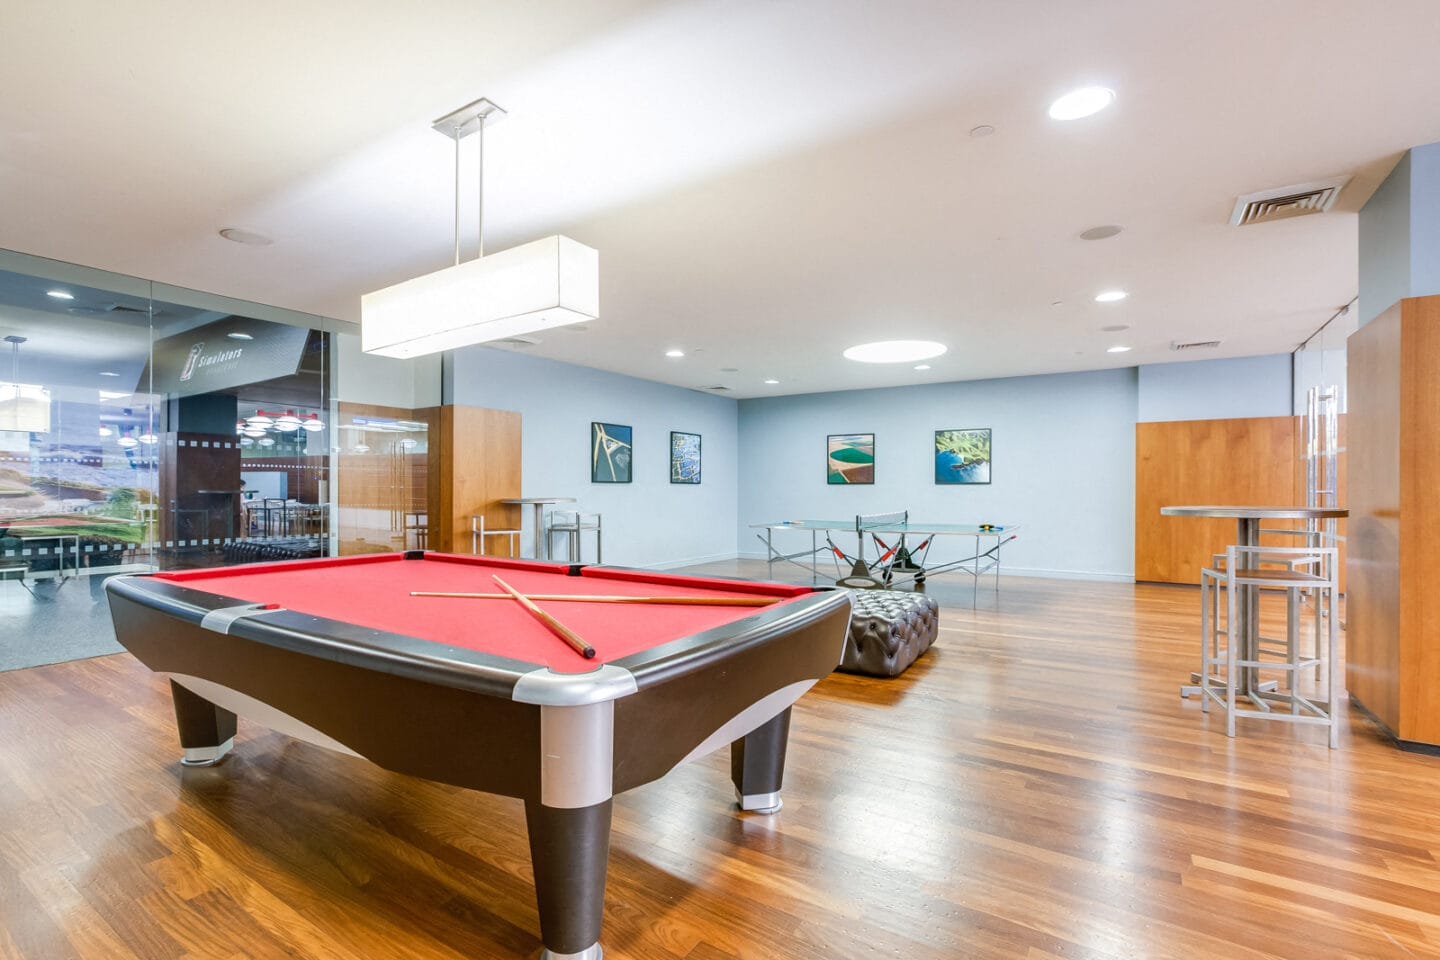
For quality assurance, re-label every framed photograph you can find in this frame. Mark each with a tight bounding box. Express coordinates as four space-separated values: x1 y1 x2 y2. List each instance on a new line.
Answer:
670 431 701 484
827 433 875 485
591 422 633 483
935 428 991 484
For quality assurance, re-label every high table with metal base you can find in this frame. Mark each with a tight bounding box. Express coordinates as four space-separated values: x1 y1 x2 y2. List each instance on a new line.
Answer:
501 497 576 560
1161 505 1347 704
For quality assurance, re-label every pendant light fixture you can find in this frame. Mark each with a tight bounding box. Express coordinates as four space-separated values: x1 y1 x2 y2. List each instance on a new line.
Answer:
0 336 51 433
361 98 600 359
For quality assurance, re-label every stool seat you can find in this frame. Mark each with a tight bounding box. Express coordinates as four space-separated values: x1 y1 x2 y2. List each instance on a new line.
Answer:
839 590 938 677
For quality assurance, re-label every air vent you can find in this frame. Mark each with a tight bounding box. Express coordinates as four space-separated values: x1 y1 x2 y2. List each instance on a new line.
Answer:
1171 339 1222 351
704 385 731 391
1230 176 1349 226
105 303 149 314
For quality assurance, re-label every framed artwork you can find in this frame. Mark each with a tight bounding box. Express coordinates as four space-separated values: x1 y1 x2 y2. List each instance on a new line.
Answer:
591 422 633 483
827 433 875 485
935 428 991 484
670 431 701 484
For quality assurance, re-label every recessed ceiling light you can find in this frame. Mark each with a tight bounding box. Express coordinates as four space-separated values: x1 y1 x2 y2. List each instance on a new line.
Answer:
763 378 779 385
46 289 75 300
1095 290 1128 303
843 340 947 364
1107 345 1132 353
1049 86 1115 120
1101 323 1130 333
721 367 740 373
665 349 685 358
227 332 254 341
218 227 274 246
1080 225 1123 240
914 364 931 371
99 371 120 377
968 124 996 138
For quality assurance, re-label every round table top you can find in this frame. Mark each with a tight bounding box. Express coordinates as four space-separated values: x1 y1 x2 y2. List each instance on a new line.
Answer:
1161 505 1348 520
502 497 577 505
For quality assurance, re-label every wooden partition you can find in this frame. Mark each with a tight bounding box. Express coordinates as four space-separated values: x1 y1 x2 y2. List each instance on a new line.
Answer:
430 405 522 555
1135 415 1346 585
1346 294 1440 750
335 402 520 556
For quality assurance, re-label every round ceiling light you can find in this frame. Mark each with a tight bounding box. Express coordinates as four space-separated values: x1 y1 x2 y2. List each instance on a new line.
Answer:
1094 290 1128 303
46 289 75 300
968 124 996 138
1101 323 1130 333
843 340 947 364
1048 86 1115 120
1106 345 1132 353
99 371 119 377
763 378 779 385
1080 225 1123 240
227 331 254 341
665 349 685 358
914 364 931 371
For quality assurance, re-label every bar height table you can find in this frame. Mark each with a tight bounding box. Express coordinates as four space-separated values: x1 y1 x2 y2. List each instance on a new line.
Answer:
501 497 576 560
1161 505 1348 702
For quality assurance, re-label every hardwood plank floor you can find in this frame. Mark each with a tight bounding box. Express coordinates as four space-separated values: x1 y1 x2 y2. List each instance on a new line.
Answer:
2 565 1438 959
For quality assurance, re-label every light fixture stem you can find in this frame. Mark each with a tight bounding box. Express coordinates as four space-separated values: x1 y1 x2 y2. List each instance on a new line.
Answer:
453 132 461 267
476 114 485 259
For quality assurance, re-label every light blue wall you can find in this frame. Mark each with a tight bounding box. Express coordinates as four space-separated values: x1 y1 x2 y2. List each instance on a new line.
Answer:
737 369 1138 581
1359 151 1413 325
1136 354 1292 423
448 347 739 568
1409 142 1440 304
1359 142 1440 325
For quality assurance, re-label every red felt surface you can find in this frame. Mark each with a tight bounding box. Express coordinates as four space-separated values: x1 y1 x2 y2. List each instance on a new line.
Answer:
155 554 805 673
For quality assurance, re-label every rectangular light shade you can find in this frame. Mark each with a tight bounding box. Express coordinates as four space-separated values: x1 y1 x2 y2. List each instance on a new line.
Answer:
361 235 598 359
0 382 50 433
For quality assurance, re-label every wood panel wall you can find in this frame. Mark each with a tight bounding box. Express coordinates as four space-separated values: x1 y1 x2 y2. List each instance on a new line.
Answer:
334 401 521 557
1136 417 1294 584
431 406 522 555
1347 294 1440 748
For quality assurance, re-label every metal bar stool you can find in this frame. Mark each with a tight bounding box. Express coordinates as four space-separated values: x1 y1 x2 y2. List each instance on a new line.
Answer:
546 511 602 563
472 515 521 558
1199 543 1340 748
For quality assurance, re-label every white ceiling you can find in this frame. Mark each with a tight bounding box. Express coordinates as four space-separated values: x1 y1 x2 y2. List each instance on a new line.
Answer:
2 0 1438 398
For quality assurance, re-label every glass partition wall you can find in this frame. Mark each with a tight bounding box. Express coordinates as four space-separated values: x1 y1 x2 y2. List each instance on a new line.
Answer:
0 250 332 582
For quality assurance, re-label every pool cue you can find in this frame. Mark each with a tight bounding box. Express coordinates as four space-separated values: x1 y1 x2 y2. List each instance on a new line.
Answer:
410 591 776 606
491 575 596 659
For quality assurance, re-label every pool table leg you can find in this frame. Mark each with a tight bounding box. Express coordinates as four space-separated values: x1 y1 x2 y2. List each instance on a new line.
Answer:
169 680 236 766
731 706 792 813
525 798 610 960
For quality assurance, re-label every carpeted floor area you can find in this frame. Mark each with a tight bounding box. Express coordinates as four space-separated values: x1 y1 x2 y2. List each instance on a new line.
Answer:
0 572 125 672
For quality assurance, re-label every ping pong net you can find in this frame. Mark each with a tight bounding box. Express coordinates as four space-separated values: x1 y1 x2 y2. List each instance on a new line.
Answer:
855 510 907 533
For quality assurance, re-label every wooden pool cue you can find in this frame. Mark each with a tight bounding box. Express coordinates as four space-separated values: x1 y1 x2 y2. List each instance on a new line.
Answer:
490 575 596 659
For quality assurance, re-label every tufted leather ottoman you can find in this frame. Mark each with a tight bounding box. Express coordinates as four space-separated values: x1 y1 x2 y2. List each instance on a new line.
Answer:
839 590 939 676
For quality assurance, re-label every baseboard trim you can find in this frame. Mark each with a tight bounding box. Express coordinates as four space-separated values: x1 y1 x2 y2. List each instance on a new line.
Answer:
648 552 743 571
733 550 1132 583
1349 695 1440 757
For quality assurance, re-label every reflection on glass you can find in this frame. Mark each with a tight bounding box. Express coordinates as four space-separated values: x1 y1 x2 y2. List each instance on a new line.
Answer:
334 404 429 555
0 268 158 581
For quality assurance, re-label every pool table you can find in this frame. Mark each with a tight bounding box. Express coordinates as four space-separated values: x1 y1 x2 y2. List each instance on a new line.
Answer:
105 552 852 960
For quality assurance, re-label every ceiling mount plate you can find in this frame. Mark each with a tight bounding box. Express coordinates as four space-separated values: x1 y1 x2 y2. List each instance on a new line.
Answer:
432 97 507 140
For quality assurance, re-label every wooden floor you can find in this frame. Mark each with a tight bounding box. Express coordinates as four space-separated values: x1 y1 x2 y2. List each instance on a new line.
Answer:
3 566 1439 959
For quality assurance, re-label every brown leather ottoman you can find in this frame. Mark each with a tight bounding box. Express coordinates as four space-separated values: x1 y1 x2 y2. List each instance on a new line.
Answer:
839 590 939 676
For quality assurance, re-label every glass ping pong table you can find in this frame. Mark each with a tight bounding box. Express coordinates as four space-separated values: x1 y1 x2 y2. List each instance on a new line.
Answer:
750 510 1020 605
